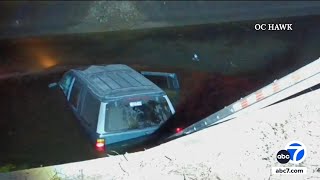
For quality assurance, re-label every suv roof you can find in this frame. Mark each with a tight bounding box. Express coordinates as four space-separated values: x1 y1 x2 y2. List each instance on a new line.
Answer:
72 64 164 100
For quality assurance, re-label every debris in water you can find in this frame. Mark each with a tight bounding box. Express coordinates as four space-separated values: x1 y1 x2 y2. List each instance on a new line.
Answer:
192 53 200 61
230 61 237 68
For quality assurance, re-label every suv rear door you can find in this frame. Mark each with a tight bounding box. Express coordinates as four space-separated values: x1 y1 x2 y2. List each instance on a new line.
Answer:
79 90 101 141
140 71 180 107
68 77 83 112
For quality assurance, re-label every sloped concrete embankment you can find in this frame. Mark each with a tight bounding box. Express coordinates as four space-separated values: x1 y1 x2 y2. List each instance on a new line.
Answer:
1 89 319 180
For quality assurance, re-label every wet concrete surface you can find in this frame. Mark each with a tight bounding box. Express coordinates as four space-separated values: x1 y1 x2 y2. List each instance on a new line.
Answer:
1 1 320 39
0 15 320 171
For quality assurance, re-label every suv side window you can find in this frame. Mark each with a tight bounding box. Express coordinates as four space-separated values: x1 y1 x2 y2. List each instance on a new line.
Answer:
69 79 82 110
59 72 73 96
80 91 100 131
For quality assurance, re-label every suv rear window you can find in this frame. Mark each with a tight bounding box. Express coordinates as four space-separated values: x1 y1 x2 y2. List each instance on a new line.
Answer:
105 96 172 132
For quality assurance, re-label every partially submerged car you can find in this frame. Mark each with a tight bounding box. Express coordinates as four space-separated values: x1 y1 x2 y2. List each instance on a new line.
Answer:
50 64 179 153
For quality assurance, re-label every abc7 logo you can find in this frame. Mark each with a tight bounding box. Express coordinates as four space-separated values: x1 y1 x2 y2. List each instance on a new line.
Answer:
276 141 306 164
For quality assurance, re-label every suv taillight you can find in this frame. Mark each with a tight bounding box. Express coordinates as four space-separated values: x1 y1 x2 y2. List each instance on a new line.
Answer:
95 138 105 152
175 127 183 133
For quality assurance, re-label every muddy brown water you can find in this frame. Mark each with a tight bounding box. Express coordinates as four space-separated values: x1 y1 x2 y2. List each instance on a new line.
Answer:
0 15 319 171
0 66 263 171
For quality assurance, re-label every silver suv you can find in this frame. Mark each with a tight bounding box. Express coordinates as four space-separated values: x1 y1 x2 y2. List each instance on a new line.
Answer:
51 64 179 153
